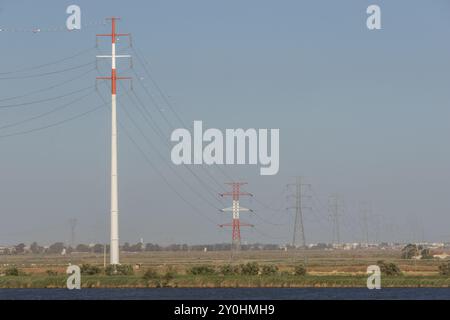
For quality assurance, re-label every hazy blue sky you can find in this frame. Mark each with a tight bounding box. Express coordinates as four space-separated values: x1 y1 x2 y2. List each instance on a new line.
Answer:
0 0 450 246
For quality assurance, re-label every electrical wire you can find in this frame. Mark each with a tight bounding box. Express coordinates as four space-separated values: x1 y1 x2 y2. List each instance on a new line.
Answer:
129 66 227 194
127 88 225 202
0 85 93 109
0 46 95 75
130 46 236 184
0 61 95 80
0 67 95 103
0 91 94 131
0 103 105 139
97 88 223 210
118 93 222 210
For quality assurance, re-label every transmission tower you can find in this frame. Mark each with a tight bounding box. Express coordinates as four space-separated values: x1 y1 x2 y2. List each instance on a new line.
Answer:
359 201 371 244
69 218 77 248
96 17 131 265
287 177 310 248
219 182 253 252
328 194 343 245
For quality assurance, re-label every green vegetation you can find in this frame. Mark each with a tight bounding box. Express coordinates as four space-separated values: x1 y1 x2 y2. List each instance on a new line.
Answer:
80 264 102 275
46 270 58 276
219 264 239 275
2 273 450 289
4 266 20 276
240 262 259 275
143 268 159 280
188 265 216 275
294 264 307 276
105 264 134 276
163 266 177 281
401 244 433 260
261 265 278 276
438 261 450 276
377 260 402 276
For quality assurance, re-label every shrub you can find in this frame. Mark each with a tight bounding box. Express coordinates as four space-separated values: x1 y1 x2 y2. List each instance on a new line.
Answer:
377 260 402 276
116 264 134 275
80 264 102 275
240 262 259 276
105 264 134 276
4 266 19 276
261 265 278 276
143 268 159 280
188 265 216 275
163 266 177 280
219 264 240 276
421 248 433 260
105 265 115 275
401 244 419 259
46 270 58 276
294 264 307 276
438 261 450 276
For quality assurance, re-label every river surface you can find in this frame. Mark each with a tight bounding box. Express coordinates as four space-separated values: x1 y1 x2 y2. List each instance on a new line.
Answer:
0 288 450 300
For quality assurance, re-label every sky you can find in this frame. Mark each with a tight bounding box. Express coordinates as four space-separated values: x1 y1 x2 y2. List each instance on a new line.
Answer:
0 0 450 246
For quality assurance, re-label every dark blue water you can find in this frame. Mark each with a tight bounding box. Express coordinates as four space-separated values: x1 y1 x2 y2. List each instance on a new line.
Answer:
0 288 450 300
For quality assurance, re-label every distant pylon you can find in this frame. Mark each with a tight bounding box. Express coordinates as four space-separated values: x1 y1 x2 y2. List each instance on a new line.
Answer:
69 218 77 248
328 194 343 245
287 176 310 248
96 17 131 265
359 201 371 244
219 182 253 251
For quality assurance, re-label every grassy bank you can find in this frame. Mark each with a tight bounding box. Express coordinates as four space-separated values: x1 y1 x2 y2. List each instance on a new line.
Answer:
1 274 450 288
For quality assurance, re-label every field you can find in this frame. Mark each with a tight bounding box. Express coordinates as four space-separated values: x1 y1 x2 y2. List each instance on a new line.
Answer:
0 249 449 288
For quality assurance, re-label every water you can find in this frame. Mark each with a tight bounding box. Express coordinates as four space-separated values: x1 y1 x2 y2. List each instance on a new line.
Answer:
0 288 450 300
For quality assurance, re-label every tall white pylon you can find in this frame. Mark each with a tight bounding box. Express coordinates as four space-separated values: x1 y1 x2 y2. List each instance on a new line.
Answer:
96 17 131 265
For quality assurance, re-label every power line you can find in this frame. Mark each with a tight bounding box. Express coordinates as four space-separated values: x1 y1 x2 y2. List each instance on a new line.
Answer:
0 46 95 75
0 103 105 139
117 93 222 210
0 61 95 80
0 91 94 131
113 107 224 229
97 87 223 210
0 67 95 103
0 86 93 109
130 45 235 185
112 76 225 204
128 64 228 194
0 20 107 34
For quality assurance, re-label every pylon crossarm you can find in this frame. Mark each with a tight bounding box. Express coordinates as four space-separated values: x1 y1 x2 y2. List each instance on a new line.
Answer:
239 223 254 227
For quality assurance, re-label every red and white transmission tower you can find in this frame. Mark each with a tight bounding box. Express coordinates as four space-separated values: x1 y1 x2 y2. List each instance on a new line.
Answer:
219 182 254 251
96 17 131 265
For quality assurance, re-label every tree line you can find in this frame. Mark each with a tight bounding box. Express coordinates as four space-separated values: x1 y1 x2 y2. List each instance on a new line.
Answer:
0 242 289 255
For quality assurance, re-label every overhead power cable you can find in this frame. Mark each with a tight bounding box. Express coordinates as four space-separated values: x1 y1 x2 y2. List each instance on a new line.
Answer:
0 86 93 109
130 46 235 184
0 61 95 80
0 67 95 103
0 46 96 75
0 91 94 131
0 103 105 139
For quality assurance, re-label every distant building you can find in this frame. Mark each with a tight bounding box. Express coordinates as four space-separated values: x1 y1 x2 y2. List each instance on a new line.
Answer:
433 253 450 260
